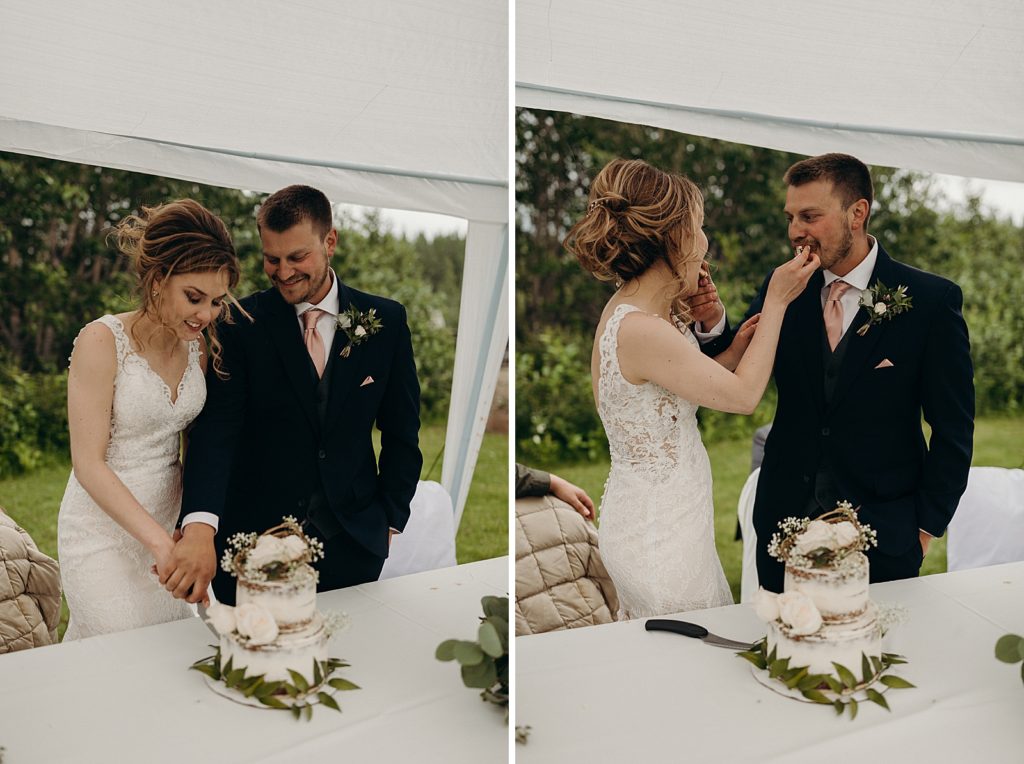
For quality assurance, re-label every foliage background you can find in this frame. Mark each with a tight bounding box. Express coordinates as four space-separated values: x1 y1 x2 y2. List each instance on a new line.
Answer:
0 152 470 477
515 108 1024 465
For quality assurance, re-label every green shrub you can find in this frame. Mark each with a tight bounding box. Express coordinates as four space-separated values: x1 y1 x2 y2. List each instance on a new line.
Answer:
0 361 68 477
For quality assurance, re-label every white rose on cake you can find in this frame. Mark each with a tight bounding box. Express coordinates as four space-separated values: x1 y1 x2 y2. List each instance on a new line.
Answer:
206 603 237 635
235 602 279 645
777 591 823 636
753 588 780 622
794 519 836 555
831 521 860 549
247 535 289 569
279 534 308 562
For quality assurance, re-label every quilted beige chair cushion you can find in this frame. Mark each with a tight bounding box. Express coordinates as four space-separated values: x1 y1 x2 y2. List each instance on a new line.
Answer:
515 494 618 636
0 512 61 653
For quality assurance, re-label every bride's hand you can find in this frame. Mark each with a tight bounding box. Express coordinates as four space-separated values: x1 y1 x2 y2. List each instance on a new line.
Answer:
765 246 819 307
712 313 760 371
151 534 177 583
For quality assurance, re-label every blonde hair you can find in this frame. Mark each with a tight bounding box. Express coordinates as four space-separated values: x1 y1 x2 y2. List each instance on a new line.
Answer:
564 158 705 323
113 199 243 379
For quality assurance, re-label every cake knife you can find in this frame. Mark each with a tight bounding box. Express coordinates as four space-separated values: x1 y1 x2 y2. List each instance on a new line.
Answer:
644 619 755 650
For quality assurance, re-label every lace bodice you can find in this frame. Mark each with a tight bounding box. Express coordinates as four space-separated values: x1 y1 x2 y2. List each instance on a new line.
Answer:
91 315 205 471
598 304 702 482
57 315 203 639
595 303 733 618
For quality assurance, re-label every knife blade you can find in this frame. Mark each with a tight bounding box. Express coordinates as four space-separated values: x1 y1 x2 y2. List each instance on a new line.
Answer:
644 619 755 651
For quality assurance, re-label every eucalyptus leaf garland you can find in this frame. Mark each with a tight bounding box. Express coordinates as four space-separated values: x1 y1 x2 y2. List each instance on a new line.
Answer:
738 638 914 719
191 647 359 720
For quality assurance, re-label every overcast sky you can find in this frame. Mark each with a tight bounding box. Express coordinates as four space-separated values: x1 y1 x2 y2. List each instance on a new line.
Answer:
344 175 1021 239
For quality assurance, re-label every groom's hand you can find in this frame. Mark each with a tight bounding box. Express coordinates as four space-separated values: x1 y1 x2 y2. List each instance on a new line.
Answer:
688 262 724 329
163 522 217 605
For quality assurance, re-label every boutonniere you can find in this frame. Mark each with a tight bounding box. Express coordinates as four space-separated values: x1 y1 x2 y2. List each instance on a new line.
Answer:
856 280 912 336
336 305 383 358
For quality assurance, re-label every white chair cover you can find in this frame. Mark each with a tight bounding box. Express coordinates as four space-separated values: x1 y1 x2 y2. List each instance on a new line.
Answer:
737 468 760 602
379 480 458 580
947 466 1024 571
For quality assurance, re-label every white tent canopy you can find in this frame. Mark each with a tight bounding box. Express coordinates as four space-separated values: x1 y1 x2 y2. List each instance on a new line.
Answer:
517 0 1024 182
0 0 508 521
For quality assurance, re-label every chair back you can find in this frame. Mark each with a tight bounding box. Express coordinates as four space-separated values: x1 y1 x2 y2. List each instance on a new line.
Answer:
947 467 1024 571
737 468 760 602
379 480 458 580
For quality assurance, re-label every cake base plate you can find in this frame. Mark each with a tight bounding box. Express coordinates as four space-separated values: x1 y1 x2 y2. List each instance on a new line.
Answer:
750 664 896 705
203 674 332 709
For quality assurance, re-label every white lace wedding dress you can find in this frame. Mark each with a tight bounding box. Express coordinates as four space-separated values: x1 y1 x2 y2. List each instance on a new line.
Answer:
58 315 201 640
596 304 733 618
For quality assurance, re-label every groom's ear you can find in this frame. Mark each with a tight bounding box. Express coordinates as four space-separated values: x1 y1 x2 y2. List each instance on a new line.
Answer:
324 228 338 256
848 199 870 231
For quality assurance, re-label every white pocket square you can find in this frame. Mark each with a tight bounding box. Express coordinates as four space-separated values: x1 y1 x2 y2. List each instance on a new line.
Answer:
874 359 895 369
360 375 375 387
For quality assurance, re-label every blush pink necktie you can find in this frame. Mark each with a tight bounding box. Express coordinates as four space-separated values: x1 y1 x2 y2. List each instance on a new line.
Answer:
302 308 326 378
824 279 852 351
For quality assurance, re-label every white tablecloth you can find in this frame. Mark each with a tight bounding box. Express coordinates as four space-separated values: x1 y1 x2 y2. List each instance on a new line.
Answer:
516 562 1024 764
0 557 509 763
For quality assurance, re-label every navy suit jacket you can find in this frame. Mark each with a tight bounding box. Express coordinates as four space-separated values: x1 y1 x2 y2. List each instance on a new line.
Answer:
705 246 974 589
180 278 422 583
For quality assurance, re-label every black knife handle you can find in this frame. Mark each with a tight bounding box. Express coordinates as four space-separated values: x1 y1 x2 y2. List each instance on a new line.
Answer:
644 619 709 639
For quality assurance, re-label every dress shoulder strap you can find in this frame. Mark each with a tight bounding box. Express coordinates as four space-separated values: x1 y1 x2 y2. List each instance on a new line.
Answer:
599 303 643 373
90 315 131 365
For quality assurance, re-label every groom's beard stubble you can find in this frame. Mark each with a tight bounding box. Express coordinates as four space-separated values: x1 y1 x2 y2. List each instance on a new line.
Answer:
800 224 853 272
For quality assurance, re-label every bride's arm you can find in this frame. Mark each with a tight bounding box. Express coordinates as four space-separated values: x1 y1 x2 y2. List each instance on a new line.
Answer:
67 323 176 573
618 250 818 413
616 305 785 414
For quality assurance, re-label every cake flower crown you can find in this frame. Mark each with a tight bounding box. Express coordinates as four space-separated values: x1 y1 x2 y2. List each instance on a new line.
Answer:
221 516 325 583
767 501 878 570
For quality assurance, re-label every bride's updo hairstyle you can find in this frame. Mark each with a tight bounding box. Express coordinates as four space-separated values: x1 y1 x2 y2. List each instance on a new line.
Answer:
565 158 705 323
113 199 244 379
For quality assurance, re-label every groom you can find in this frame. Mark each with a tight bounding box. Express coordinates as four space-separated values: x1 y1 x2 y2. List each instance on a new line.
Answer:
699 153 974 591
167 185 422 604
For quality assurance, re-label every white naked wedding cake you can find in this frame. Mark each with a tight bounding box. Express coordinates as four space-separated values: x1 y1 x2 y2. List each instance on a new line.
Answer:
738 502 914 717
756 505 881 675
192 518 358 716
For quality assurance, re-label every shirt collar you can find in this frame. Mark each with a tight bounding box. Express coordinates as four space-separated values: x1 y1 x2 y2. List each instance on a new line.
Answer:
294 270 339 318
823 235 877 292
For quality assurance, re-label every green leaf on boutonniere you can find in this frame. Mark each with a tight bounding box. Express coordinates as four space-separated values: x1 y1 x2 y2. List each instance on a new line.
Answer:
856 280 912 336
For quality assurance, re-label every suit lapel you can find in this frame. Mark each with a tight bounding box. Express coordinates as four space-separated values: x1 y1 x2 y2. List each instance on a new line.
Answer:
323 280 360 431
790 270 826 416
827 247 895 412
265 289 320 434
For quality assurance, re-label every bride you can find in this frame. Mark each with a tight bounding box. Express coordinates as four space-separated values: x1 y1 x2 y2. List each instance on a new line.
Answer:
564 158 818 618
57 199 243 640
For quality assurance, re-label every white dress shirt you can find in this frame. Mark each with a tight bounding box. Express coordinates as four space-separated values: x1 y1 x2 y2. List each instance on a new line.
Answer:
820 236 878 341
182 272 340 533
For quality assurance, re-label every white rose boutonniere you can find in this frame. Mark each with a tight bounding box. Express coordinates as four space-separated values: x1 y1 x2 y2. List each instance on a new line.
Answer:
336 304 383 358
857 280 911 336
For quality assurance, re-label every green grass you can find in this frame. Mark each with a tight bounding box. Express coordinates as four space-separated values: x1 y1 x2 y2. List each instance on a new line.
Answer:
1 422 508 638
543 414 1023 602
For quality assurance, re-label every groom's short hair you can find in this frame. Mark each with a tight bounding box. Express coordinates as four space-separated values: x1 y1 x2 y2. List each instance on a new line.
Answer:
784 153 874 223
257 185 333 238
